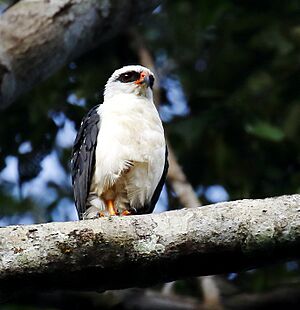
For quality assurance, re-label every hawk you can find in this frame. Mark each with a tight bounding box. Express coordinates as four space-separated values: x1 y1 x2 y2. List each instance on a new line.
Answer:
71 65 168 219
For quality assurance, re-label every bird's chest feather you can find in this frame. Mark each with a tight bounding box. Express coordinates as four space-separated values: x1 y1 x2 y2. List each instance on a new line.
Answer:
94 96 165 191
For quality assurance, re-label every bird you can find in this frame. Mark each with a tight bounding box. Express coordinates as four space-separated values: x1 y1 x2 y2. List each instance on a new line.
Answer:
71 65 168 219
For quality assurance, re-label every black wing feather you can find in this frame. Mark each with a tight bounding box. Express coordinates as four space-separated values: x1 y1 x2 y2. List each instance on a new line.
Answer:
71 105 100 219
138 146 169 214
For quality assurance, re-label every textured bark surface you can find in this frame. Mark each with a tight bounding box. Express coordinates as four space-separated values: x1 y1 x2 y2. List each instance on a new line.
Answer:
0 194 300 293
0 0 160 108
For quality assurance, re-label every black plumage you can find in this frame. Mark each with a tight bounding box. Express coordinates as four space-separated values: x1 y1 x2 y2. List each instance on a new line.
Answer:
71 105 100 219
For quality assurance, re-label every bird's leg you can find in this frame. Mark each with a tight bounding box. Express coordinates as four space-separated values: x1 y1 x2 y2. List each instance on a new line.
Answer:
107 199 117 216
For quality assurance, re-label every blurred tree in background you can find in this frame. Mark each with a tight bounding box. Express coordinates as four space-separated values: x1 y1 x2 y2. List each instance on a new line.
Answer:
0 0 300 308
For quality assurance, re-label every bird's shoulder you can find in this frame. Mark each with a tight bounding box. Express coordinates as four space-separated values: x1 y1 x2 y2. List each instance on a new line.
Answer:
71 104 101 178
73 105 100 147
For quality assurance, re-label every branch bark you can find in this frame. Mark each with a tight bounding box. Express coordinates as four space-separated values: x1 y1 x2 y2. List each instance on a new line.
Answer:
0 0 160 108
0 194 300 293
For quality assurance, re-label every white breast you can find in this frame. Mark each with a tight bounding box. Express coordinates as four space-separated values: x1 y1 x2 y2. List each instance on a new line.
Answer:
93 93 165 208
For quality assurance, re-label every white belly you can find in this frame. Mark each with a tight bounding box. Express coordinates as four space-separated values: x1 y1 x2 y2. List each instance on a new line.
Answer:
92 94 165 209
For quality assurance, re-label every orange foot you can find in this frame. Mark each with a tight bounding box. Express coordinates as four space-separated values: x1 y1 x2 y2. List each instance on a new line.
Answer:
107 199 117 216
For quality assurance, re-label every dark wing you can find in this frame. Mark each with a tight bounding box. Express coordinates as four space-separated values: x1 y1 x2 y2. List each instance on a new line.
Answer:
138 145 169 214
71 105 100 219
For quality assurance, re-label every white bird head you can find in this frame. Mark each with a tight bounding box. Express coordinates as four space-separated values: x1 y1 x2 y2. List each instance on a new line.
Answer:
104 65 155 100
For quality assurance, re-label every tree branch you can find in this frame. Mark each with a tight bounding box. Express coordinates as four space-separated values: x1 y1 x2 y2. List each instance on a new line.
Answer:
0 0 160 108
0 194 300 294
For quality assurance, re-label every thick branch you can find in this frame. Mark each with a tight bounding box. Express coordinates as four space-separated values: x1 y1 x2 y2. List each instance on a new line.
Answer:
0 0 160 108
0 194 300 293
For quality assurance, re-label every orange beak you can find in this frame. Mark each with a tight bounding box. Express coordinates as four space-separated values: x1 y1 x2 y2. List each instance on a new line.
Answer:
134 71 150 86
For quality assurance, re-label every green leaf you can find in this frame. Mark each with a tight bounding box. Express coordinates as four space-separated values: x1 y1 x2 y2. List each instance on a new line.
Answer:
245 121 285 142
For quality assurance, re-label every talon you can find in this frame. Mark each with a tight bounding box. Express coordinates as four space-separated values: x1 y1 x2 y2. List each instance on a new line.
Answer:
107 199 117 216
121 210 131 216
97 212 105 217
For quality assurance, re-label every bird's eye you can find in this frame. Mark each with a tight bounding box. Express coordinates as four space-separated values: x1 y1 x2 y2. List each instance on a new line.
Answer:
117 71 140 83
